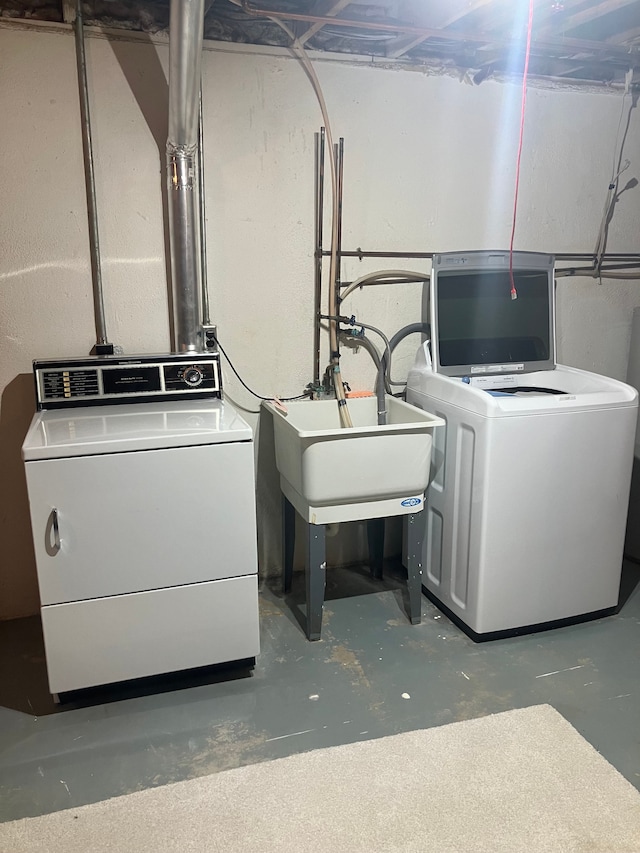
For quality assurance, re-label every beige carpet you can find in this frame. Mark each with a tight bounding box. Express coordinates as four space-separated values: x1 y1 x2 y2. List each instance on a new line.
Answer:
1 705 639 853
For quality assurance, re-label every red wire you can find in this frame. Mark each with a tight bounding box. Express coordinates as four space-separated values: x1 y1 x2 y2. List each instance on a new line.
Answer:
509 0 535 299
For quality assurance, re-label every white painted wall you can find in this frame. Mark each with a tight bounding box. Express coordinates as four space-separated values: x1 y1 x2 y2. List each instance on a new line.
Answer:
1 24 639 619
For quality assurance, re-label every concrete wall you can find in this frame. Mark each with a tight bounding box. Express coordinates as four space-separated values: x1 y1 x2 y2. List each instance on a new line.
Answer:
1 23 639 619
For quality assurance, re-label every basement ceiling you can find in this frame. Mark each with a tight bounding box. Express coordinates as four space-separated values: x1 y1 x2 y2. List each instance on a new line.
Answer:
2 1 640 88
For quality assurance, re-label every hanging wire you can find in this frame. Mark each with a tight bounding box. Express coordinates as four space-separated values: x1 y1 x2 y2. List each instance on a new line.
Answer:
508 0 535 300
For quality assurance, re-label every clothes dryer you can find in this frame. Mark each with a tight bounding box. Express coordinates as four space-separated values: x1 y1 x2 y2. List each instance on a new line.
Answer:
22 357 259 698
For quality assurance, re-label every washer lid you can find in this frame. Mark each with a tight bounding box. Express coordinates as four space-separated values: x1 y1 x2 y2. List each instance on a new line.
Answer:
406 362 639 418
22 399 253 460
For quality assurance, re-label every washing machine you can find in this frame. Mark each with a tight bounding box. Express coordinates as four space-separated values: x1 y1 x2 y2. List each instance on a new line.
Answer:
624 307 640 561
405 250 638 639
22 353 260 697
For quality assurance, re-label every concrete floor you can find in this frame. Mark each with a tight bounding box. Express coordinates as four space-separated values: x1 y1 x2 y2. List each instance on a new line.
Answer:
1 560 639 823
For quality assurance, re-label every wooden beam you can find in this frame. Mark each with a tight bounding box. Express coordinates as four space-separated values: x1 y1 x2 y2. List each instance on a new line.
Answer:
437 0 496 29
537 0 639 37
61 0 75 24
477 0 583 34
528 0 585 27
295 0 353 47
608 24 640 44
243 3 637 60
386 0 496 60
385 34 430 59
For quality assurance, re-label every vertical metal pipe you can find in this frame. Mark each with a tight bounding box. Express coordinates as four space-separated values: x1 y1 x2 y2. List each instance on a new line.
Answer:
74 0 108 346
313 128 325 386
167 0 205 353
336 137 344 304
167 153 201 352
332 140 344 360
198 89 210 327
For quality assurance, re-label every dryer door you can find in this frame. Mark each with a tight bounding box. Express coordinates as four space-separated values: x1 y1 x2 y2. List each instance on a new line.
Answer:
25 441 257 605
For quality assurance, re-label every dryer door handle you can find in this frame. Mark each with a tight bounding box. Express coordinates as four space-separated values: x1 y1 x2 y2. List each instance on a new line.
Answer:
46 508 62 556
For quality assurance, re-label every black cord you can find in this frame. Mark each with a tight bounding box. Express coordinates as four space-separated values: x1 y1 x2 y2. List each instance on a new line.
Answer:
209 332 309 402
496 386 567 395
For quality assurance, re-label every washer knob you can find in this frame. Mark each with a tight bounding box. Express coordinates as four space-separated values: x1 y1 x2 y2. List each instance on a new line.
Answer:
183 366 204 387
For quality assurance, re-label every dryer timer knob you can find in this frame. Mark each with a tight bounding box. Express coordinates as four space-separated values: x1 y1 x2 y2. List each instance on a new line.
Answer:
183 366 204 387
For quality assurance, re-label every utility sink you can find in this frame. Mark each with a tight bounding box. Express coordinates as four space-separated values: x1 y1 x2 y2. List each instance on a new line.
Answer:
265 396 444 524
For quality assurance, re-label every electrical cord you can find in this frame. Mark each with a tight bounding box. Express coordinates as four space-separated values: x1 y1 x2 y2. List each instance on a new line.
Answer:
495 386 566 395
208 331 309 402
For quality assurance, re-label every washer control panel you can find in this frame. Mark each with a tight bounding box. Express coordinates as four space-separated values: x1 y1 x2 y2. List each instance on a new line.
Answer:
34 353 221 409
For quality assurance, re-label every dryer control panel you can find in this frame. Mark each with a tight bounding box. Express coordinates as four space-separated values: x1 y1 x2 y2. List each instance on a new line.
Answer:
34 353 222 409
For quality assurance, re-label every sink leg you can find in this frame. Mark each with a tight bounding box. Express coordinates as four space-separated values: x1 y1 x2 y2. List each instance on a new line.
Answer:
282 496 296 593
405 512 424 625
306 522 326 641
367 517 385 579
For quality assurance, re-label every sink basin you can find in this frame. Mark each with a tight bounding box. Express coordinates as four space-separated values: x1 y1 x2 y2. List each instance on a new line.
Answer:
264 396 444 523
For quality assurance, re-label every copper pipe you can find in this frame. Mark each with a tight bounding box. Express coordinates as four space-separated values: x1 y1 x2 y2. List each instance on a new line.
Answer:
313 128 325 386
240 0 633 58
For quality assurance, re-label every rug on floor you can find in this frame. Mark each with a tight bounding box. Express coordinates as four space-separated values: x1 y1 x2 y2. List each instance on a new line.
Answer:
1 704 639 853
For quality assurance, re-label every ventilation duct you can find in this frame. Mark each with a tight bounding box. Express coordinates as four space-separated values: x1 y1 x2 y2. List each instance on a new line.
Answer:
167 0 206 353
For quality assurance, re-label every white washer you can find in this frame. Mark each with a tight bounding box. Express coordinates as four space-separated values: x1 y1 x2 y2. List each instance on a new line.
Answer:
407 344 638 639
624 307 640 561
22 398 260 695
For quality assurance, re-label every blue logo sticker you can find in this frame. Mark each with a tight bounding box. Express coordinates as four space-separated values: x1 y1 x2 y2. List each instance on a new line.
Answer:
401 497 421 507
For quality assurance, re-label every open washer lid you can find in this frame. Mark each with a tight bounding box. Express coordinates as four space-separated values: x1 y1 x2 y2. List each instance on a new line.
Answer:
22 399 253 461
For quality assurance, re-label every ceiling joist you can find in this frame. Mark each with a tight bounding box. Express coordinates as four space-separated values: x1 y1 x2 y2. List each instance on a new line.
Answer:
608 24 640 44
386 0 497 59
537 0 640 38
3 0 640 88
61 0 75 24
295 0 353 47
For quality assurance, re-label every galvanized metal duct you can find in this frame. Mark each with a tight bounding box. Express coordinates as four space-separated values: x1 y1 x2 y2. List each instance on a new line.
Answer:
167 0 205 353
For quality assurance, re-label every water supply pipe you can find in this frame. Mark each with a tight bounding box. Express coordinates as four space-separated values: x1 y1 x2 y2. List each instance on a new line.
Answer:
313 129 326 386
167 0 205 353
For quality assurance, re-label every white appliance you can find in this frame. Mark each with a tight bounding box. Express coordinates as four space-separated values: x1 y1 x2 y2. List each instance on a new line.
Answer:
22 393 260 697
405 249 638 639
624 306 640 560
407 349 637 638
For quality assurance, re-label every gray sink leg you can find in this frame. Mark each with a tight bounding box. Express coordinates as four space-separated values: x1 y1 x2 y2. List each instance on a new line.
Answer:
367 517 385 579
306 523 326 641
405 512 424 625
282 496 296 593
